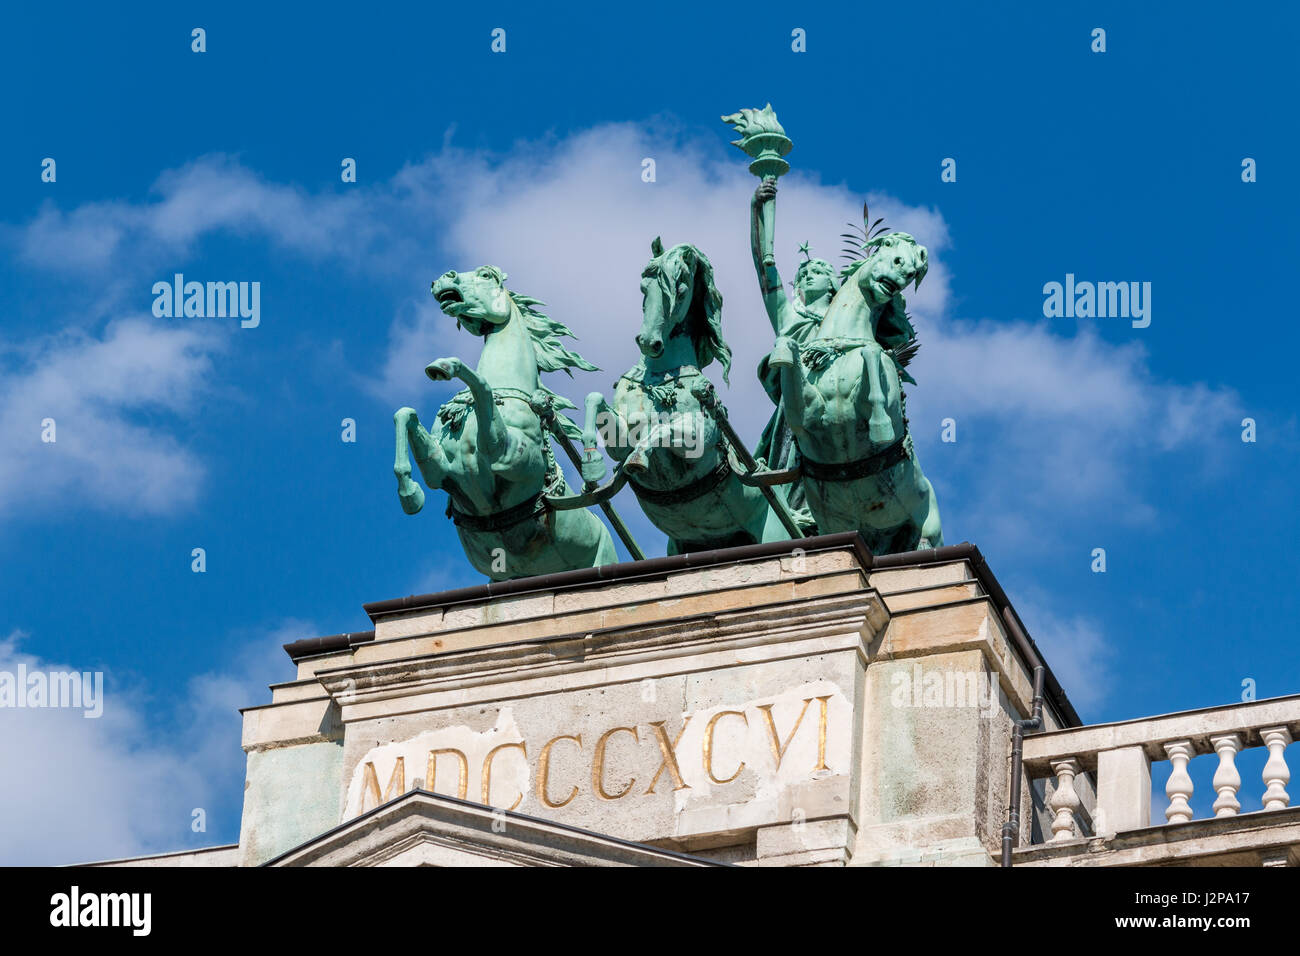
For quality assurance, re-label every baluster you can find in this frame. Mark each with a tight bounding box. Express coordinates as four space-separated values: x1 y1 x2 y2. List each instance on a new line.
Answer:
1210 733 1242 817
1163 740 1194 823
1049 757 1082 841
1260 726 1293 811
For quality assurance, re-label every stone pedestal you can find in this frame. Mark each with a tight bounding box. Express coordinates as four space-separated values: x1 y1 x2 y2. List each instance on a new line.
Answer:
236 534 1076 867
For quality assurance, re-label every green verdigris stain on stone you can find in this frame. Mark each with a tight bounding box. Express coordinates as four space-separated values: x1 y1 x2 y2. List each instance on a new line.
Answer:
239 740 344 866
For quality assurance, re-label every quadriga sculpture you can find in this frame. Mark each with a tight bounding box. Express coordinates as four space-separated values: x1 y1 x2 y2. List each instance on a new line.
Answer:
579 239 790 553
392 265 615 580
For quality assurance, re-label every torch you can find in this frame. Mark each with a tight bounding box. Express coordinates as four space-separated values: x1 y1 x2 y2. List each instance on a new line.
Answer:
722 104 792 268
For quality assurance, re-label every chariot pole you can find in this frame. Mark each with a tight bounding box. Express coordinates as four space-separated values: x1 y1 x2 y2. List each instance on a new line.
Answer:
691 383 804 541
532 396 646 562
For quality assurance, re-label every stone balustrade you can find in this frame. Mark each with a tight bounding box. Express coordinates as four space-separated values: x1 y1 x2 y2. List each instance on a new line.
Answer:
1021 694 1300 842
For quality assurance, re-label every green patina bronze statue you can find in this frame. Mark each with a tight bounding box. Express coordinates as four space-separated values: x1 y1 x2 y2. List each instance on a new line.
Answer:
764 229 944 552
392 266 616 580
576 239 798 554
727 103 944 552
391 103 946 580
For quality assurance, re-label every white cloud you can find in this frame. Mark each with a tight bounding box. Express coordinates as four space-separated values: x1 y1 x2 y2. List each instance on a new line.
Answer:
907 318 1240 531
0 318 222 517
15 157 378 275
0 624 300 865
0 629 205 865
361 297 443 406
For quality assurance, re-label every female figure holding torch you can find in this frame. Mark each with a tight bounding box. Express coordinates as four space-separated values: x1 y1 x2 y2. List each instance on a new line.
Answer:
750 178 838 528
722 105 831 527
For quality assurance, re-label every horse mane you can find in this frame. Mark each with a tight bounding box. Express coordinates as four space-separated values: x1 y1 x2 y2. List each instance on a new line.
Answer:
662 244 731 384
505 289 599 378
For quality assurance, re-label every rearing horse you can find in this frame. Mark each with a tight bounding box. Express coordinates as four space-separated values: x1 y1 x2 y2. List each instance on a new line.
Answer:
581 239 788 554
768 233 944 553
393 265 615 580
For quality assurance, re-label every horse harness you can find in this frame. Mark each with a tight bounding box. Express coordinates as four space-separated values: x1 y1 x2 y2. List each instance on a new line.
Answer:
617 365 736 507
628 456 733 507
436 385 536 428
617 364 702 409
798 436 910 483
447 491 549 533
438 386 560 534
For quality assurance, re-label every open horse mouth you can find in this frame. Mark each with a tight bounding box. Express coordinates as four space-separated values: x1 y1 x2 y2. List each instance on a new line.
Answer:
876 276 901 296
435 288 464 308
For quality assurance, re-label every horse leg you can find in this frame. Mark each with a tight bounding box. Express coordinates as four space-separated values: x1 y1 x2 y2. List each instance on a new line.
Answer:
664 406 708 462
581 392 625 483
916 473 944 548
623 422 667 474
857 348 896 445
768 335 814 437
426 357 509 464
393 407 444 514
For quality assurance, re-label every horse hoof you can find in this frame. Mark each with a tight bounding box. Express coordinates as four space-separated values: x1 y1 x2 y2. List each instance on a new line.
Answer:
398 484 425 515
769 339 796 368
580 453 607 483
425 359 455 382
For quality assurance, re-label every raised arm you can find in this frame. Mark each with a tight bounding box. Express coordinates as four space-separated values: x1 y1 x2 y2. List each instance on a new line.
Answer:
751 178 796 336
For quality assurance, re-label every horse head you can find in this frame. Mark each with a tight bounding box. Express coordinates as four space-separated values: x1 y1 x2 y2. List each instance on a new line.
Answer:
431 265 517 337
636 238 731 383
853 233 928 307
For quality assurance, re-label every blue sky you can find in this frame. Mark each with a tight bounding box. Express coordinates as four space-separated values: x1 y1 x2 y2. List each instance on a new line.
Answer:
1 2 1297 863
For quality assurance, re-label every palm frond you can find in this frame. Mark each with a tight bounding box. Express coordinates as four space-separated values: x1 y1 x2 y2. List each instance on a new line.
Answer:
891 339 921 367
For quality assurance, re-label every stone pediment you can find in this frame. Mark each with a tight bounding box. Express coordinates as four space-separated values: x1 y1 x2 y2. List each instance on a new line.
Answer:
264 789 720 867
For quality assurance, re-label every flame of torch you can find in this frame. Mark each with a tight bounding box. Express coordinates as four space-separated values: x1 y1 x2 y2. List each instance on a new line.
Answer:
722 104 792 268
